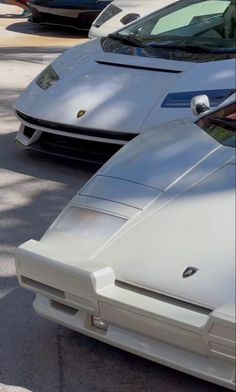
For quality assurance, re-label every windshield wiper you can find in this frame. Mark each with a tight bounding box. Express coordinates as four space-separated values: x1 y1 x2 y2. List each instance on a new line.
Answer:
108 33 145 48
208 116 236 131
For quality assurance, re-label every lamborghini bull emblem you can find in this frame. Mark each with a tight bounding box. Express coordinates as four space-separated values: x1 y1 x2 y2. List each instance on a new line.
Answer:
182 267 198 278
77 110 86 119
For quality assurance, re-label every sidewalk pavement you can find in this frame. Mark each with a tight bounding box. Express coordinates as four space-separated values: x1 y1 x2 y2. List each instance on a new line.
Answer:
0 3 88 133
0 6 92 392
0 3 87 48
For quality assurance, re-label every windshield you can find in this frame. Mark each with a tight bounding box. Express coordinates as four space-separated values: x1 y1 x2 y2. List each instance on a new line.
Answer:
115 0 236 53
196 102 236 147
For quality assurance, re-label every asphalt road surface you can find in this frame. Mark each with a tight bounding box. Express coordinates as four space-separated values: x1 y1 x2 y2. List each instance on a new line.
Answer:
0 4 228 392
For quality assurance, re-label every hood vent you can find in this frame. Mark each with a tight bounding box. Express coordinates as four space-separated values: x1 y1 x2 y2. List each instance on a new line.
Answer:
96 60 182 74
115 280 212 315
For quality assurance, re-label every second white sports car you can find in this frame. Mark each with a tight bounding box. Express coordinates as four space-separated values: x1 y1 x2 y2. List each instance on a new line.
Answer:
88 0 177 39
15 97 236 389
15 0 236 161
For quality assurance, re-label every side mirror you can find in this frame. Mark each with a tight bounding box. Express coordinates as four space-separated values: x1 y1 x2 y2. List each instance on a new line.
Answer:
191 95 210 116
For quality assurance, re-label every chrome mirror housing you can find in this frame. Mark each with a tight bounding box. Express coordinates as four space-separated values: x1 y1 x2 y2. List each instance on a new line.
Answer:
191 95 210 116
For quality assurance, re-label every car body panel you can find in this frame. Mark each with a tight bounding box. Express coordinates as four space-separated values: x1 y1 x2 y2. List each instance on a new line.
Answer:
78 119 235 309
15 99 236 388
14 38 235 141
15 0 236 153
99 120 222 189
30 5 82 18
94 164 235 310
15 58 186 134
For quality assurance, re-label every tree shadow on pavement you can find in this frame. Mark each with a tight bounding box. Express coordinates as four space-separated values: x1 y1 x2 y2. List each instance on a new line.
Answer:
0 172 82 391
0 130 97 184
0 283 60 392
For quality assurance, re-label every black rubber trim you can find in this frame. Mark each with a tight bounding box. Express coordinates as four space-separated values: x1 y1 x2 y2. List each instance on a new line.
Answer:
17 111 138 142
115 281 212 314
32 131 121 164
96 60 182 74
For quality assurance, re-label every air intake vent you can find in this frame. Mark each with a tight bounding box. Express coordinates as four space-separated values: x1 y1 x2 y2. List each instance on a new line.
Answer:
115 281 212 315
50 300 78 315
96 60 181 74
20 276 65 299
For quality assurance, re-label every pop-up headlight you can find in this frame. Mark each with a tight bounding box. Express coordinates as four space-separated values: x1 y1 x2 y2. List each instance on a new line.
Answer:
52 207 126 242
161 89 235 108
36 65 60 91
93 4 122 28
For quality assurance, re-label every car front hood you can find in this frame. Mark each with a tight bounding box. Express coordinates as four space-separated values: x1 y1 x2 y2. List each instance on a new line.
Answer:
86 119 232 191
14 41 195 134
85 122 235 309
95 171 235 310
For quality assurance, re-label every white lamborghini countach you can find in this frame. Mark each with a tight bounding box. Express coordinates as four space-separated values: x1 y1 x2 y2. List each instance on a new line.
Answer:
15 97 236 389
14 0 236 162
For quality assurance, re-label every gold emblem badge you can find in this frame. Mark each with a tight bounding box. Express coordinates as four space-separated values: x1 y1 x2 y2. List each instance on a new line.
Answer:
77 110 86 119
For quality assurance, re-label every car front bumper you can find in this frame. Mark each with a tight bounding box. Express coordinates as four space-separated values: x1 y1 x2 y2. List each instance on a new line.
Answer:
30 5 100 30
16 239 236 390
15 110 136 163
34 294 235 390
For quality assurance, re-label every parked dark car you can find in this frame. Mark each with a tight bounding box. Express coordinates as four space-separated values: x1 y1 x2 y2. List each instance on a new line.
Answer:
29 0 112 30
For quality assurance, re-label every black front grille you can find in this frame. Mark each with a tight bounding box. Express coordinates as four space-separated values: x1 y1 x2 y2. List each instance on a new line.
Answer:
17 111 138 143
33 132 122 164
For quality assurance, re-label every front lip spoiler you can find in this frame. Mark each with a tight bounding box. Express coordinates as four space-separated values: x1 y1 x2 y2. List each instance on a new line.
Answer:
25 133 122 165
16 110 138 143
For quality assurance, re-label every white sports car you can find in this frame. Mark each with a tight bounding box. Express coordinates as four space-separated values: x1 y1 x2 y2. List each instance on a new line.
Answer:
14 0 236 162
15 97 236 389
89 0 177 39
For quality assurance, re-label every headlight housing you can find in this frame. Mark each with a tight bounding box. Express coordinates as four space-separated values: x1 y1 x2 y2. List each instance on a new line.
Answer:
52 207 126 242
36 65 60 91
161 89 235 108
93 4 122 28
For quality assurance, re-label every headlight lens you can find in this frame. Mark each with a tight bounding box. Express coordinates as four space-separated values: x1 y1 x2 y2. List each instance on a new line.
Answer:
53 207 126 242
93 4 122 28
161 89 235 108
36 65 60 90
